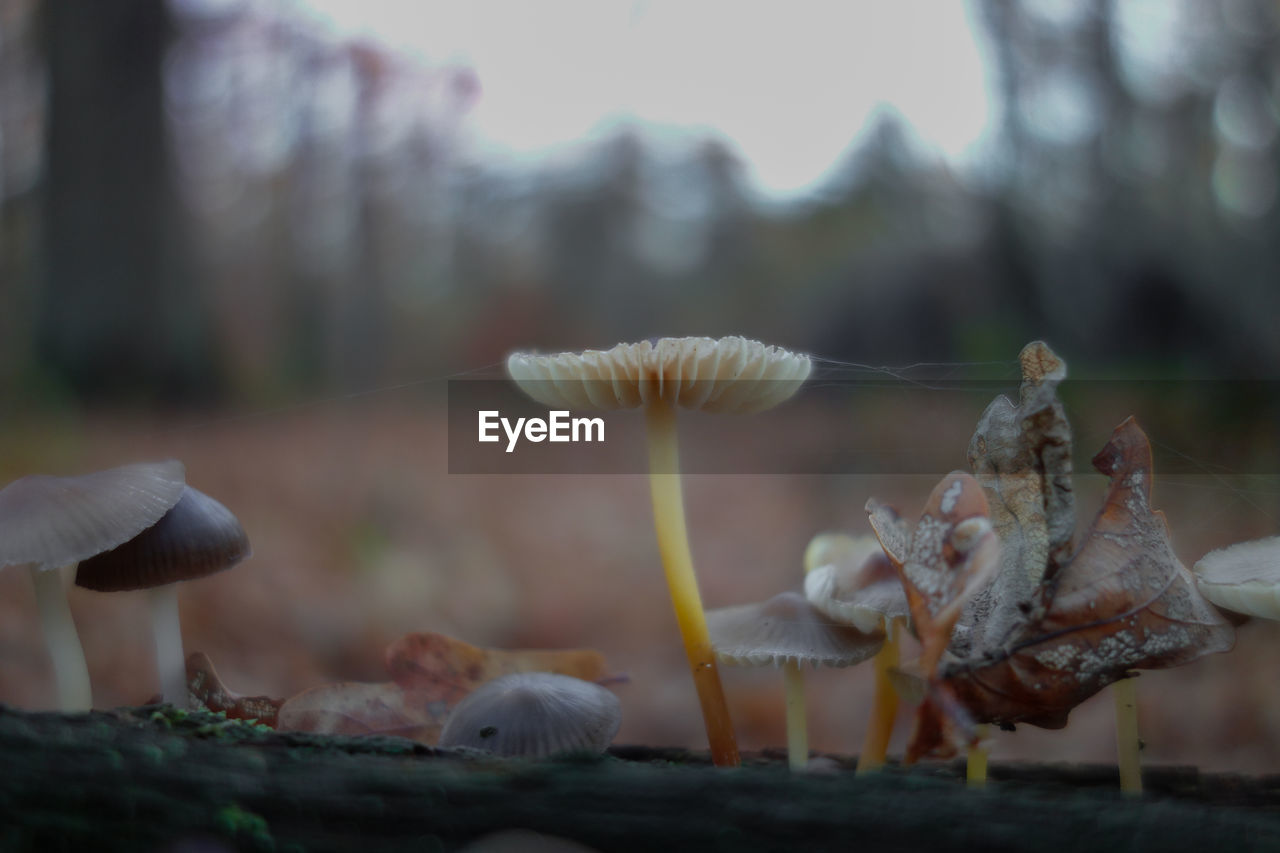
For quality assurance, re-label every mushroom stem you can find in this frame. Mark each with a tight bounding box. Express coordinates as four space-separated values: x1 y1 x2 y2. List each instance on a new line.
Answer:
856 617 900 774
644 400 740 767
966 724 989 787
29 564 92 711
149 585 189 708
783 660 808 771
1114 676 1142 794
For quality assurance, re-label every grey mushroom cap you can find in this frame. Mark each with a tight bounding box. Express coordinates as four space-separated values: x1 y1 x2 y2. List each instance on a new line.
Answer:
75 485 250 592
439 672 622 758
506 336 811 414
803 534 909 634
707 591 885 669
0 460 187 572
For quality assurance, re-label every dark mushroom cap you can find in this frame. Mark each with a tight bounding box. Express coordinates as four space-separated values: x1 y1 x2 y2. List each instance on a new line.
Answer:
707 590 884 669
0 460 186 572
75 485 249 592
438 672 621 758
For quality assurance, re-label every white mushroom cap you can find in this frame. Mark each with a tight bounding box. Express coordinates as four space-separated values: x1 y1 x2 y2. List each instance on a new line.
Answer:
506 336 811 413
0 460 187 572
707 591 884 669
1193 536 1280 620
439 672 622 758
803 533 909 634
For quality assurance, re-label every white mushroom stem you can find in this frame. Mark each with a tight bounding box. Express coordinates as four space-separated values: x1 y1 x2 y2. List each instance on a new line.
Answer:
29 564 92 711
644 399 740 767
1114 676 1142 794
783 660 808 771
857 617 900 774
149 584 189 708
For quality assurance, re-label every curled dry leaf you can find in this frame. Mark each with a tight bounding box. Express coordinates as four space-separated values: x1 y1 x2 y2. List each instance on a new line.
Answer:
274 631 610 744
866 471 1000 675
186 652 283 726
907 417 1235 761
956 341 1075 657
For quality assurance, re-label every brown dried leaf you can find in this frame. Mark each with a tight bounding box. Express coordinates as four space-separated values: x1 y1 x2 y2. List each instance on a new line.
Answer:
273 632 611 743
186 652 284 726
385 631 609 703
867 472 1000 674
275 681 447 742
957 340 1075 656
909 418 1235 760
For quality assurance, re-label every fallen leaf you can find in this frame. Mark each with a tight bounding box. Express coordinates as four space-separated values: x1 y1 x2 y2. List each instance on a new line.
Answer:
274 632 611 744
186 652 284 726
908 417 1235 760
385 631 608 702
957 341 1076 656
275 681 447 741
866 471 1000 675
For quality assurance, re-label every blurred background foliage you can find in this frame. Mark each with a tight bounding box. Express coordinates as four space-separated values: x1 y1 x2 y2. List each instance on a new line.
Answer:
3 0 1280 414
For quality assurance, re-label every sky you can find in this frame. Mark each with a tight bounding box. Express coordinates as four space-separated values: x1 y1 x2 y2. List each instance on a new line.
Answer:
294 0 995 198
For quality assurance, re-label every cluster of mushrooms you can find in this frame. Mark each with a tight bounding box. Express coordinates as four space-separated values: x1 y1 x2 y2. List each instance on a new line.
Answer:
4 334 1276 781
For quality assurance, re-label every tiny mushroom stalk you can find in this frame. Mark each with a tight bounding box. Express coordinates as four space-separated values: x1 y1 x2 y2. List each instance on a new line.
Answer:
706 590 883 771
438 672 622 758
508 336 811 767
75 485 250 708
803 532 909 773
0 460 187 711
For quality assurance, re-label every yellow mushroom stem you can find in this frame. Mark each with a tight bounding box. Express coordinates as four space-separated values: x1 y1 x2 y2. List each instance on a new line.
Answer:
783 660 808 771
644 400 740 767
967 724 990 787
856 617 900 774
1114 676 1142 794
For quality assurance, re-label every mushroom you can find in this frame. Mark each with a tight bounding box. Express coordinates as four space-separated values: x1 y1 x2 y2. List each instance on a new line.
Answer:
75 485 250 708
706 590 883 770
1192 536 1280 619
0 460 186 711
803 532 909 773
438 672 622 758
507 336 811 767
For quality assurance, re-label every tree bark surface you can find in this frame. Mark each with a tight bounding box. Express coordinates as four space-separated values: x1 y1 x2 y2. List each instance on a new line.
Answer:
3 705 1279 852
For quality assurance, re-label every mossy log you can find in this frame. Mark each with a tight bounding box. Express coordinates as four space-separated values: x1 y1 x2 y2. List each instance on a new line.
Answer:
3 705 1280 852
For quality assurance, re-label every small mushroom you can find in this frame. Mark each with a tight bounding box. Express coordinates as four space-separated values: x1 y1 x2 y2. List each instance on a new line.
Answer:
508 336 810 767
438 672 622 758
1192 536 1280 619
803 532 909 773
0 460 186 711
707 590 883 770
75 485 250 708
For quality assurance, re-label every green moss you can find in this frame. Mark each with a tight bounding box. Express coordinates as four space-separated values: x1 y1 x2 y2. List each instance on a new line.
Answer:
215 803 274 850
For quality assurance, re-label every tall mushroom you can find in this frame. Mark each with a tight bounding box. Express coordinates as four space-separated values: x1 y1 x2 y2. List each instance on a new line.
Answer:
0 460 186 711
75 485 250 708
508 336 811 767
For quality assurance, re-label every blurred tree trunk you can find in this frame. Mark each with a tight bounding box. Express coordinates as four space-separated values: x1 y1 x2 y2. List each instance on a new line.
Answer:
39 0 218 402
